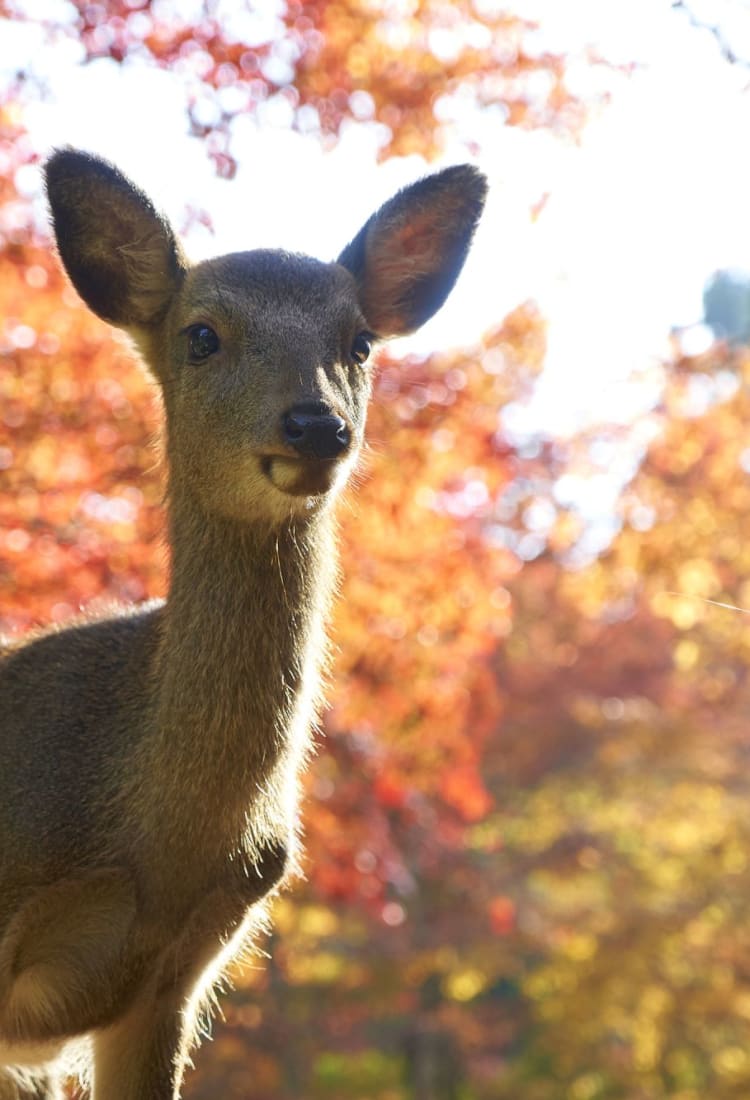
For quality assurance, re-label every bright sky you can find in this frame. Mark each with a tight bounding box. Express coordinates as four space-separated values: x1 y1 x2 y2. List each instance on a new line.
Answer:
2 0 750 448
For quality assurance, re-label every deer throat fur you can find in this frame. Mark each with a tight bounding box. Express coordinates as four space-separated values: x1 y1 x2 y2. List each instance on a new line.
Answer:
130 489 337 870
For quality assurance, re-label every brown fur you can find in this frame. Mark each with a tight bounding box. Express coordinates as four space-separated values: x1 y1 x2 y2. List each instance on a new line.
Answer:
0 149 486 1098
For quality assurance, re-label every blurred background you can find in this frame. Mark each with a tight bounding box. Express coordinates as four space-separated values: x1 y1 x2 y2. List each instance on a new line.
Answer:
4 1 750 1097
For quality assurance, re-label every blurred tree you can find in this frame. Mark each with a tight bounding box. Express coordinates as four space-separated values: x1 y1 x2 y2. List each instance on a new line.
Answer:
672 0 750 69
0 0 610 169
704 269 750 345
469 340 750 1099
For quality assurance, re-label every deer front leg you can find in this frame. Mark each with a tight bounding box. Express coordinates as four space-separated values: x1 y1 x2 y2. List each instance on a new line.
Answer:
91 986 186 1100
92 838 289 1100
92 910 257 1100
0 870 136 1043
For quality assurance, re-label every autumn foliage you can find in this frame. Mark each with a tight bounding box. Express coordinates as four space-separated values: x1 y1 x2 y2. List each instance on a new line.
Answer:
3 3 750 1099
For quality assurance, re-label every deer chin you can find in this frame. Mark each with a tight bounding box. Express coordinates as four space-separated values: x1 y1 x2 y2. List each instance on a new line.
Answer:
261 455 343 499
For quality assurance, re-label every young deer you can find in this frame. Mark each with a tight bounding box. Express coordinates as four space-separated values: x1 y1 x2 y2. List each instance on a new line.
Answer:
0 149 486 1098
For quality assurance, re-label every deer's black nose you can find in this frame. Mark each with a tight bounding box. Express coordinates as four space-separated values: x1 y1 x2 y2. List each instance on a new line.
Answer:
282 406 351 460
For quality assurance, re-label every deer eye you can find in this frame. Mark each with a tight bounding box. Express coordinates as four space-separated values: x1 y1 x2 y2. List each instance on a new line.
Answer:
187 324 220 362
351 332 372 366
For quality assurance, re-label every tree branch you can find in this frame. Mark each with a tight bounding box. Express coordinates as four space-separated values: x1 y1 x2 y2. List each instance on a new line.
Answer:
671 0 749 68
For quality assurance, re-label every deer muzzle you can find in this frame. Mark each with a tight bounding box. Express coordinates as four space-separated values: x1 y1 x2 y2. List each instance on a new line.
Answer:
261 404 355 498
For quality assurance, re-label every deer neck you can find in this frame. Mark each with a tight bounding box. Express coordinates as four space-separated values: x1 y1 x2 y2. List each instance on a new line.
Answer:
141 479 337 862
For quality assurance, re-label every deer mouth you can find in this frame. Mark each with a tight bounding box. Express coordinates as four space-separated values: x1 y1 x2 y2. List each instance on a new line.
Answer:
261 455 342 498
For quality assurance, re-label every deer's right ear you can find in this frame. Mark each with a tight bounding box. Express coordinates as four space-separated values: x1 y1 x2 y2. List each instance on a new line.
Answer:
337 164 487 339
45 148 187 329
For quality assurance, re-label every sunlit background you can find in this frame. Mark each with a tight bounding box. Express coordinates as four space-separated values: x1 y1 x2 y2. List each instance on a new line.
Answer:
4 1 750 1097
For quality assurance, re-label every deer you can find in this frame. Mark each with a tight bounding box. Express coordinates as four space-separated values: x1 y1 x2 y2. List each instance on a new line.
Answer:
0 147 486 1099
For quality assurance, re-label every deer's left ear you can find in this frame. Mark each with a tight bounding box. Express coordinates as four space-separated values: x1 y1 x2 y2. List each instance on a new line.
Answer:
337 164 487 339
45 148 187 329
